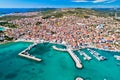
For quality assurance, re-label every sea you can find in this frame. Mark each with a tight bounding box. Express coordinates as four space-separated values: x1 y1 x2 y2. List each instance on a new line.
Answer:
0 8 56 16
0 8 120 17
0 42 120 80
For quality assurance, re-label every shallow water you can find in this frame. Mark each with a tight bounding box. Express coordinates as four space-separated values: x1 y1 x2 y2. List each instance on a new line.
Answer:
0 42 120 80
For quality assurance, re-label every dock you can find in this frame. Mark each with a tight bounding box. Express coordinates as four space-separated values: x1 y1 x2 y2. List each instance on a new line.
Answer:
87 49 106 61
78 50 91 60
67 48 82 68
18 42 42 62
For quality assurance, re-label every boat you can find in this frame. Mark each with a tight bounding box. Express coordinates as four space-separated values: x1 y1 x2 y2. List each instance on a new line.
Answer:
87 48 107 61
78 50 91 60
114 55 120 60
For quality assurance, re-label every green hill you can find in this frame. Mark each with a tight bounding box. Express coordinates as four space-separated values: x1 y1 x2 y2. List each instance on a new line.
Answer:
41 8 115 19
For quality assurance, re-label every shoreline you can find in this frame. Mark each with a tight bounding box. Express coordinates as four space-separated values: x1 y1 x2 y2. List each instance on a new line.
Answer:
2 39 120 53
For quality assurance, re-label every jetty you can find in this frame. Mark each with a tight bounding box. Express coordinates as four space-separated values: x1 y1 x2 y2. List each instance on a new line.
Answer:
114 55 120 60
87 49 106 61
52 45 82 68
18 43 42 62
67 48 82 68
52 46 67 51
78 50 91 60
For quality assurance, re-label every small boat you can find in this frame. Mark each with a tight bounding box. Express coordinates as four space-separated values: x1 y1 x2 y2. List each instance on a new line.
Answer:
114 55 120 60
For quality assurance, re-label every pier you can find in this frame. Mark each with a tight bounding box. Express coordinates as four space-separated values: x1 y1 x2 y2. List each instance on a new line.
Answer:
87 49 106 61
67 48 82 68
52 45 82 68
78 50 91 60
18 42 42 62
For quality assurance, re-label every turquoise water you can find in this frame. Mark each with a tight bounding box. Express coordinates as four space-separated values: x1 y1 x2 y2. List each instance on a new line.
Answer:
0 27 5 31
0 42 120 80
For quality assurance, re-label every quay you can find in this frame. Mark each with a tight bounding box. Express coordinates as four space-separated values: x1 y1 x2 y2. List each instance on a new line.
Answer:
67 48 82 68
87 49 106 61
78 50 91 60
114 55 120 60
18 42 42 62
52 46 67 51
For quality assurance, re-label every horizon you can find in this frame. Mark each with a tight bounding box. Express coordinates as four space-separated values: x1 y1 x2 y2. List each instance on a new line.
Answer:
0 7 120 9
0 0 120 8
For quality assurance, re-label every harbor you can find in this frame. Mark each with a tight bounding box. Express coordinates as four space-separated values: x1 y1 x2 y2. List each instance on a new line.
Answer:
0 42 120 80
18 42 42 62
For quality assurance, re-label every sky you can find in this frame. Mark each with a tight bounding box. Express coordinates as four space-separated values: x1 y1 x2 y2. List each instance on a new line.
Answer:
0 0 120 8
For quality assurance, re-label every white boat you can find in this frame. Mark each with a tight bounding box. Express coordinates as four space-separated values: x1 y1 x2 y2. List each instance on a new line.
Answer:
78 50 91 60
114 55 120 60
87 49 106 61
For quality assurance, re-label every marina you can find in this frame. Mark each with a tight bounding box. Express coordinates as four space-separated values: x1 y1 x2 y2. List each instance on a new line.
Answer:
87 49 107 61
78 50 91 60
0 42 120 80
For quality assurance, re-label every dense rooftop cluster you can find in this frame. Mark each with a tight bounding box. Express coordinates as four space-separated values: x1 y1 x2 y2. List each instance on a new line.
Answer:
2 10 120 50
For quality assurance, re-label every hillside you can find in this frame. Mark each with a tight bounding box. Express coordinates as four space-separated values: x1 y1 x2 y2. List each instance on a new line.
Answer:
41 8 118 19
